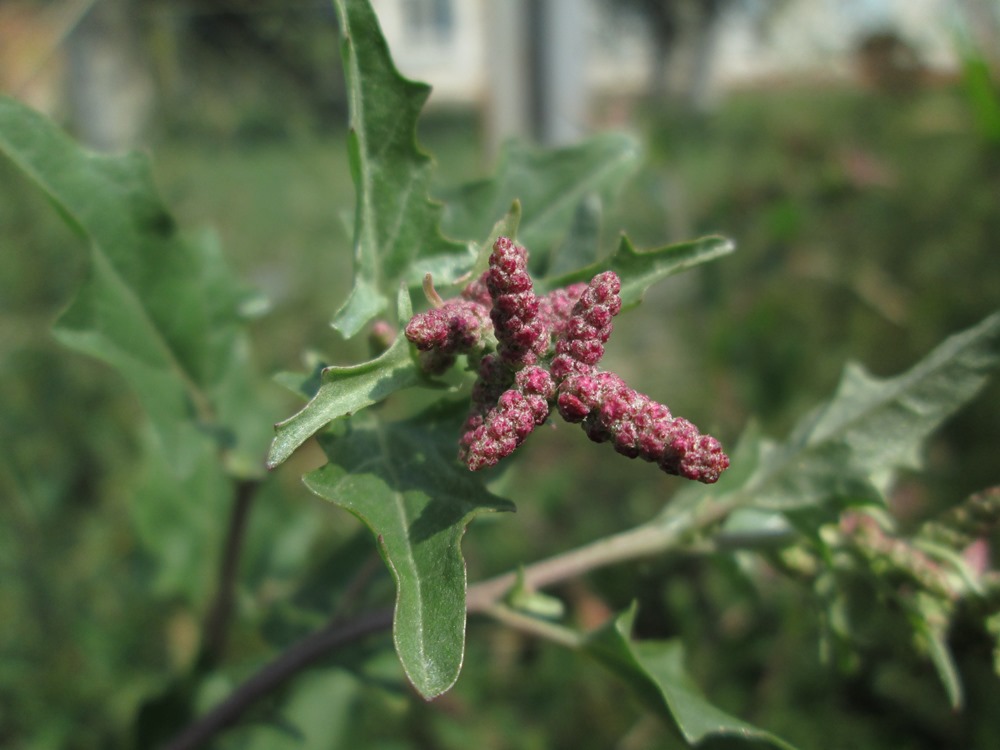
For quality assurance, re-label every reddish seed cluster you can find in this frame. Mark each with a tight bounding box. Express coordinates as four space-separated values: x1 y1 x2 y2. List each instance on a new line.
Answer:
550 271 621 381
403 298 491 374
537 282 587 341
405 236 729 483
486 236 549 366
460 365 554 470
559 370 728 483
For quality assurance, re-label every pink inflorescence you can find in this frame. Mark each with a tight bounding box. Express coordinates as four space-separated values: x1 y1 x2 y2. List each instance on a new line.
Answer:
460 365 554 471
486 236 550 366
557 371 729 483
406 236 729 484
404 298 491 375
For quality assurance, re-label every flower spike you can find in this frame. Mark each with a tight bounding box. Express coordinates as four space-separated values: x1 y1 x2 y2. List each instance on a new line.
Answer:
406 236 729 483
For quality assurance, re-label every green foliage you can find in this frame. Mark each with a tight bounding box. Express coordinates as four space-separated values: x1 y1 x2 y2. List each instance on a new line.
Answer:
330 0 470 337
268 288 419 468
0 94 280 607
439 134 641 257
584 605 795 749
1 0 998 747
541 233 735 307
737 310 1000 512
304 406 513 697
0 97 273 479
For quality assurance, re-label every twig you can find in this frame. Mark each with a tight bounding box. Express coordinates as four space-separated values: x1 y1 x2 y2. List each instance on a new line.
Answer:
201 479 259 667
479 602 583 648
467 497 734 612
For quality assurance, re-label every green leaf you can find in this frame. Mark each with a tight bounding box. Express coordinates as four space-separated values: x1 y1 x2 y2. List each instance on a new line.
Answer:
918 486 1000 550
449 200 523 293
986 612 1000 678
440 134 641 258
331 0 471 338
908 593 963 709
303 407 514 698
267 288 419 468
217 669 360 750
546 193 603 277
743 310 1000 511
131 428 230 604
0 95 273 477
542 233 735 307
584 606 797 749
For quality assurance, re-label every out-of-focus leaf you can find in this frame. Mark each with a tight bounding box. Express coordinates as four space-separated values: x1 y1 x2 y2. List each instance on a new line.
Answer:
439 135 640 258
541 234 735 308
272 360 329 401
656 313 1000 553
583 606 797 749
217 669 360 750
918 486 1000 550
742 311 1000 511
961 52 1000 145
267 289 418 468
131 427 230 604
986 612 1000 678
443 201 523 295
546 193 603 277
330 0 471 337
908 593 963 709
0 95 273 477
302 407 514 698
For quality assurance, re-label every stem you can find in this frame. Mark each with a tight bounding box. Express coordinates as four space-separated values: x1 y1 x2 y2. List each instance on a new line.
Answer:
422 273 445 308
480 603 584 648
201 479 258 667
165 495 734 748
467 496 734 613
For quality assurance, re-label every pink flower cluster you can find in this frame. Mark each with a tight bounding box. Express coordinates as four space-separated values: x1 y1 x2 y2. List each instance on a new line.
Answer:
404 236 729 483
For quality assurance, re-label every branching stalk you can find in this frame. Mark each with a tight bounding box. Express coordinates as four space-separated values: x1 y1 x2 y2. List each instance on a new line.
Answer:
480 603 584 648
166 494 736 749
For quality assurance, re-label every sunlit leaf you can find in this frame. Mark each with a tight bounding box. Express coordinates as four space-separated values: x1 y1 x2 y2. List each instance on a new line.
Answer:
303 406 514 698
542 233 735 308
267 288 419 468
331 0 471 337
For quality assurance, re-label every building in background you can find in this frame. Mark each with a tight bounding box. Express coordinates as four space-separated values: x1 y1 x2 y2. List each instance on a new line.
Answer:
370 0 967 148
0 0 982 151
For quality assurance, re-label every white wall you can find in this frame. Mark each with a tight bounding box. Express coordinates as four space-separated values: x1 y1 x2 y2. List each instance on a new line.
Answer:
371 0 964 110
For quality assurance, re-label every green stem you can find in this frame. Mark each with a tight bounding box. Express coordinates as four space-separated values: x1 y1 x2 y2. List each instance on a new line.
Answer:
166 493 736 749
467 495 735 613
480 603 584 649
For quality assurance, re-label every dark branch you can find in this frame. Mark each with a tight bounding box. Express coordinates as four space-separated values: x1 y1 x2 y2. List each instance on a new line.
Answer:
200 478 259 667
163 606 394 750
164 500 734 748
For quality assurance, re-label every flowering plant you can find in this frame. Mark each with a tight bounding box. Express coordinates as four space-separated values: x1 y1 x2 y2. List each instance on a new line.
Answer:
1 0 998 747
407 237 729 481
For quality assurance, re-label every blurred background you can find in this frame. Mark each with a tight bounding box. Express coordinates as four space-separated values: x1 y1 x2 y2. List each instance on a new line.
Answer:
2 1 1000 748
